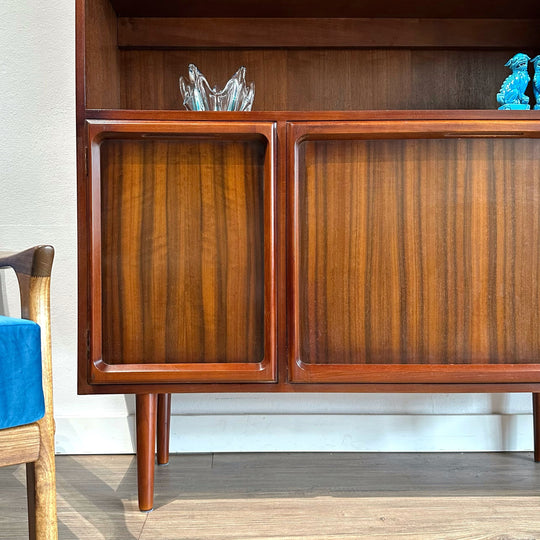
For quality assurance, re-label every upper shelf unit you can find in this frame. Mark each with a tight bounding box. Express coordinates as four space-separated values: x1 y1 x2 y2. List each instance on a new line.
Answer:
80 0 540 111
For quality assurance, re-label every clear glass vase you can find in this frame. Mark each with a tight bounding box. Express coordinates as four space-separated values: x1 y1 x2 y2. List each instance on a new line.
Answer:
179 64 255 111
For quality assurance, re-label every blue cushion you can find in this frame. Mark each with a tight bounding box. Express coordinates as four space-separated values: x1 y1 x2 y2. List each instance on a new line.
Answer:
0 316 45 429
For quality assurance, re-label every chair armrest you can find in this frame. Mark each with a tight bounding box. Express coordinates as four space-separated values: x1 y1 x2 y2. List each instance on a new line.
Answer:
0 246 54 321
0 245 54 278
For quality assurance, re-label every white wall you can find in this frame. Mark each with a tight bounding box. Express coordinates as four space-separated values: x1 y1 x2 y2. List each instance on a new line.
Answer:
0 0 534 455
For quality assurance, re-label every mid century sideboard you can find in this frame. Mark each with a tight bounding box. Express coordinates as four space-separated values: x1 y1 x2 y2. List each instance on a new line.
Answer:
77 0 540 510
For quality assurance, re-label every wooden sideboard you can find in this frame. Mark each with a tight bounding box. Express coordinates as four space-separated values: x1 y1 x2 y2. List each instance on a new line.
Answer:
77 0 540 510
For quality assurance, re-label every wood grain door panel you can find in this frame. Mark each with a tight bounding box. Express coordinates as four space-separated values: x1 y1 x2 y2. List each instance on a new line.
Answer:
289 121 540 383
85 121 276 384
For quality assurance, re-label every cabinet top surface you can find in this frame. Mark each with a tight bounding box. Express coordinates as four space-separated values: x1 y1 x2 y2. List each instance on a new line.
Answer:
106 0 540 19
85 109 540 122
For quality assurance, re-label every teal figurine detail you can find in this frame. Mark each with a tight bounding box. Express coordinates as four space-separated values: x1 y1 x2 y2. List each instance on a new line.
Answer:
531 55 540 110
497 53 531 110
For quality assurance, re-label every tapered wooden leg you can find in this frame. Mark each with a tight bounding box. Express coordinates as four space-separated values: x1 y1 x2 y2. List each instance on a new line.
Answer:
533 393 540 462
136 394 157 512
157 393 171 465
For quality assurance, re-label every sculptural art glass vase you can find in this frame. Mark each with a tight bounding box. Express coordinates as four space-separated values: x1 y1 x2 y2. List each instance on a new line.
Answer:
179 64 255 111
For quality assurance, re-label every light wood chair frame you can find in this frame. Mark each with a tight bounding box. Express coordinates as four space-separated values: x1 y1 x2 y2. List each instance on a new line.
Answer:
0 246 57 539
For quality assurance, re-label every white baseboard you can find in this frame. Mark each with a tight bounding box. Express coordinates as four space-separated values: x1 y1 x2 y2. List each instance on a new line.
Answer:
54 413 534 455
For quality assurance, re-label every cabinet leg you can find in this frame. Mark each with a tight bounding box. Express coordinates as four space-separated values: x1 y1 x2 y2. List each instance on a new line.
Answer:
157 393 172 465
136 394 157 512
534 393 540 463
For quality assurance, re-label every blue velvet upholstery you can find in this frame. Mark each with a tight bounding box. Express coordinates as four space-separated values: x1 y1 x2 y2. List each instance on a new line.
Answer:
0 315 44 430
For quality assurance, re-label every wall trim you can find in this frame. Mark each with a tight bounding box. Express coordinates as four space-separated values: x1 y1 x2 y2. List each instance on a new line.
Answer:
54 413 533 454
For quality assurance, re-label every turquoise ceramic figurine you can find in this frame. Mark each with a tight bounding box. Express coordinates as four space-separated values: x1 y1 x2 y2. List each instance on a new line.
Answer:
497 53 531 110
531 55 540 110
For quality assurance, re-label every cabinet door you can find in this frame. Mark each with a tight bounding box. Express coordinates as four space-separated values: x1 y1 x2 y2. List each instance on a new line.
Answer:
288 120 540 384
83 121 276 384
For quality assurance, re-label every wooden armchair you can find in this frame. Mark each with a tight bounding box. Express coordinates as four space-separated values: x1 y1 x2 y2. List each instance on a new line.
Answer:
0 246 57 539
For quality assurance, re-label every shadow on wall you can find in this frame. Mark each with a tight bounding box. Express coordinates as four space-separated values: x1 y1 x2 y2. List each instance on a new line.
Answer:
491 393 531 452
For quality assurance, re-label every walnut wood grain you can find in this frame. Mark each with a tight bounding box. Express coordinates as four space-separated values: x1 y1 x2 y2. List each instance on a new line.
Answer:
290 121 540 383
118 49 512 111
84 0 121 109
118 18 540 49
83 120 278 386
298 137 540 366
78 114 540 392
100 137 265 365
101 140 264 363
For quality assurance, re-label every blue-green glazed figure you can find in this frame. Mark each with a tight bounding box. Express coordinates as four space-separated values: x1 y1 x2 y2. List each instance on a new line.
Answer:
497 53 531 110
531 55 540 110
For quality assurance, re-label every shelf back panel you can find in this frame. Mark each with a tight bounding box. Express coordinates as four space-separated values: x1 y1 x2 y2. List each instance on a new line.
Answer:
117 49 516 111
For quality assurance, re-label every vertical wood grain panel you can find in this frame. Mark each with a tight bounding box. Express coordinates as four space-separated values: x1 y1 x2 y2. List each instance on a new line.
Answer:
297 138 540 365
120 50 289 110
118 49 513 111
100 138 265 365
85 0 121 108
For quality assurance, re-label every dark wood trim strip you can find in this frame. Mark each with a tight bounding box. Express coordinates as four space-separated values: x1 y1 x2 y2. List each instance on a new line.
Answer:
293 362 540 384
288 120 540 139
75 0 85 123
91 359 273 384
79 381 540 395
85 110 540 122
117 17 540 49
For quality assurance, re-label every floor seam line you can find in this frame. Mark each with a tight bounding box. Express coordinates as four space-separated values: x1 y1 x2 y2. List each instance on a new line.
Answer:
138 511 150 540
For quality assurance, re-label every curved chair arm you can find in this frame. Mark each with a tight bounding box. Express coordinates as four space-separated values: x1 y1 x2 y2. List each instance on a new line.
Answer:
0 245 54 320
0 245 54 277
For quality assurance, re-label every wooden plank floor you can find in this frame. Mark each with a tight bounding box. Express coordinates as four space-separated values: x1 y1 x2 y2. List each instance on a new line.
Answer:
1 453 540 539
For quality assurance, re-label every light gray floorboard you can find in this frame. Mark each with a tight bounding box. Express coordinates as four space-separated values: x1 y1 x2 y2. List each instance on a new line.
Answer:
1 453 540 539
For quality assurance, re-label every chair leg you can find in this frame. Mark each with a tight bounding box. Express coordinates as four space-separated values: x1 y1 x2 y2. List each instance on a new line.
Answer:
26 462 36 539
533 393 540 462
157 394 171 466
136 394 157 512
27 416 58 539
